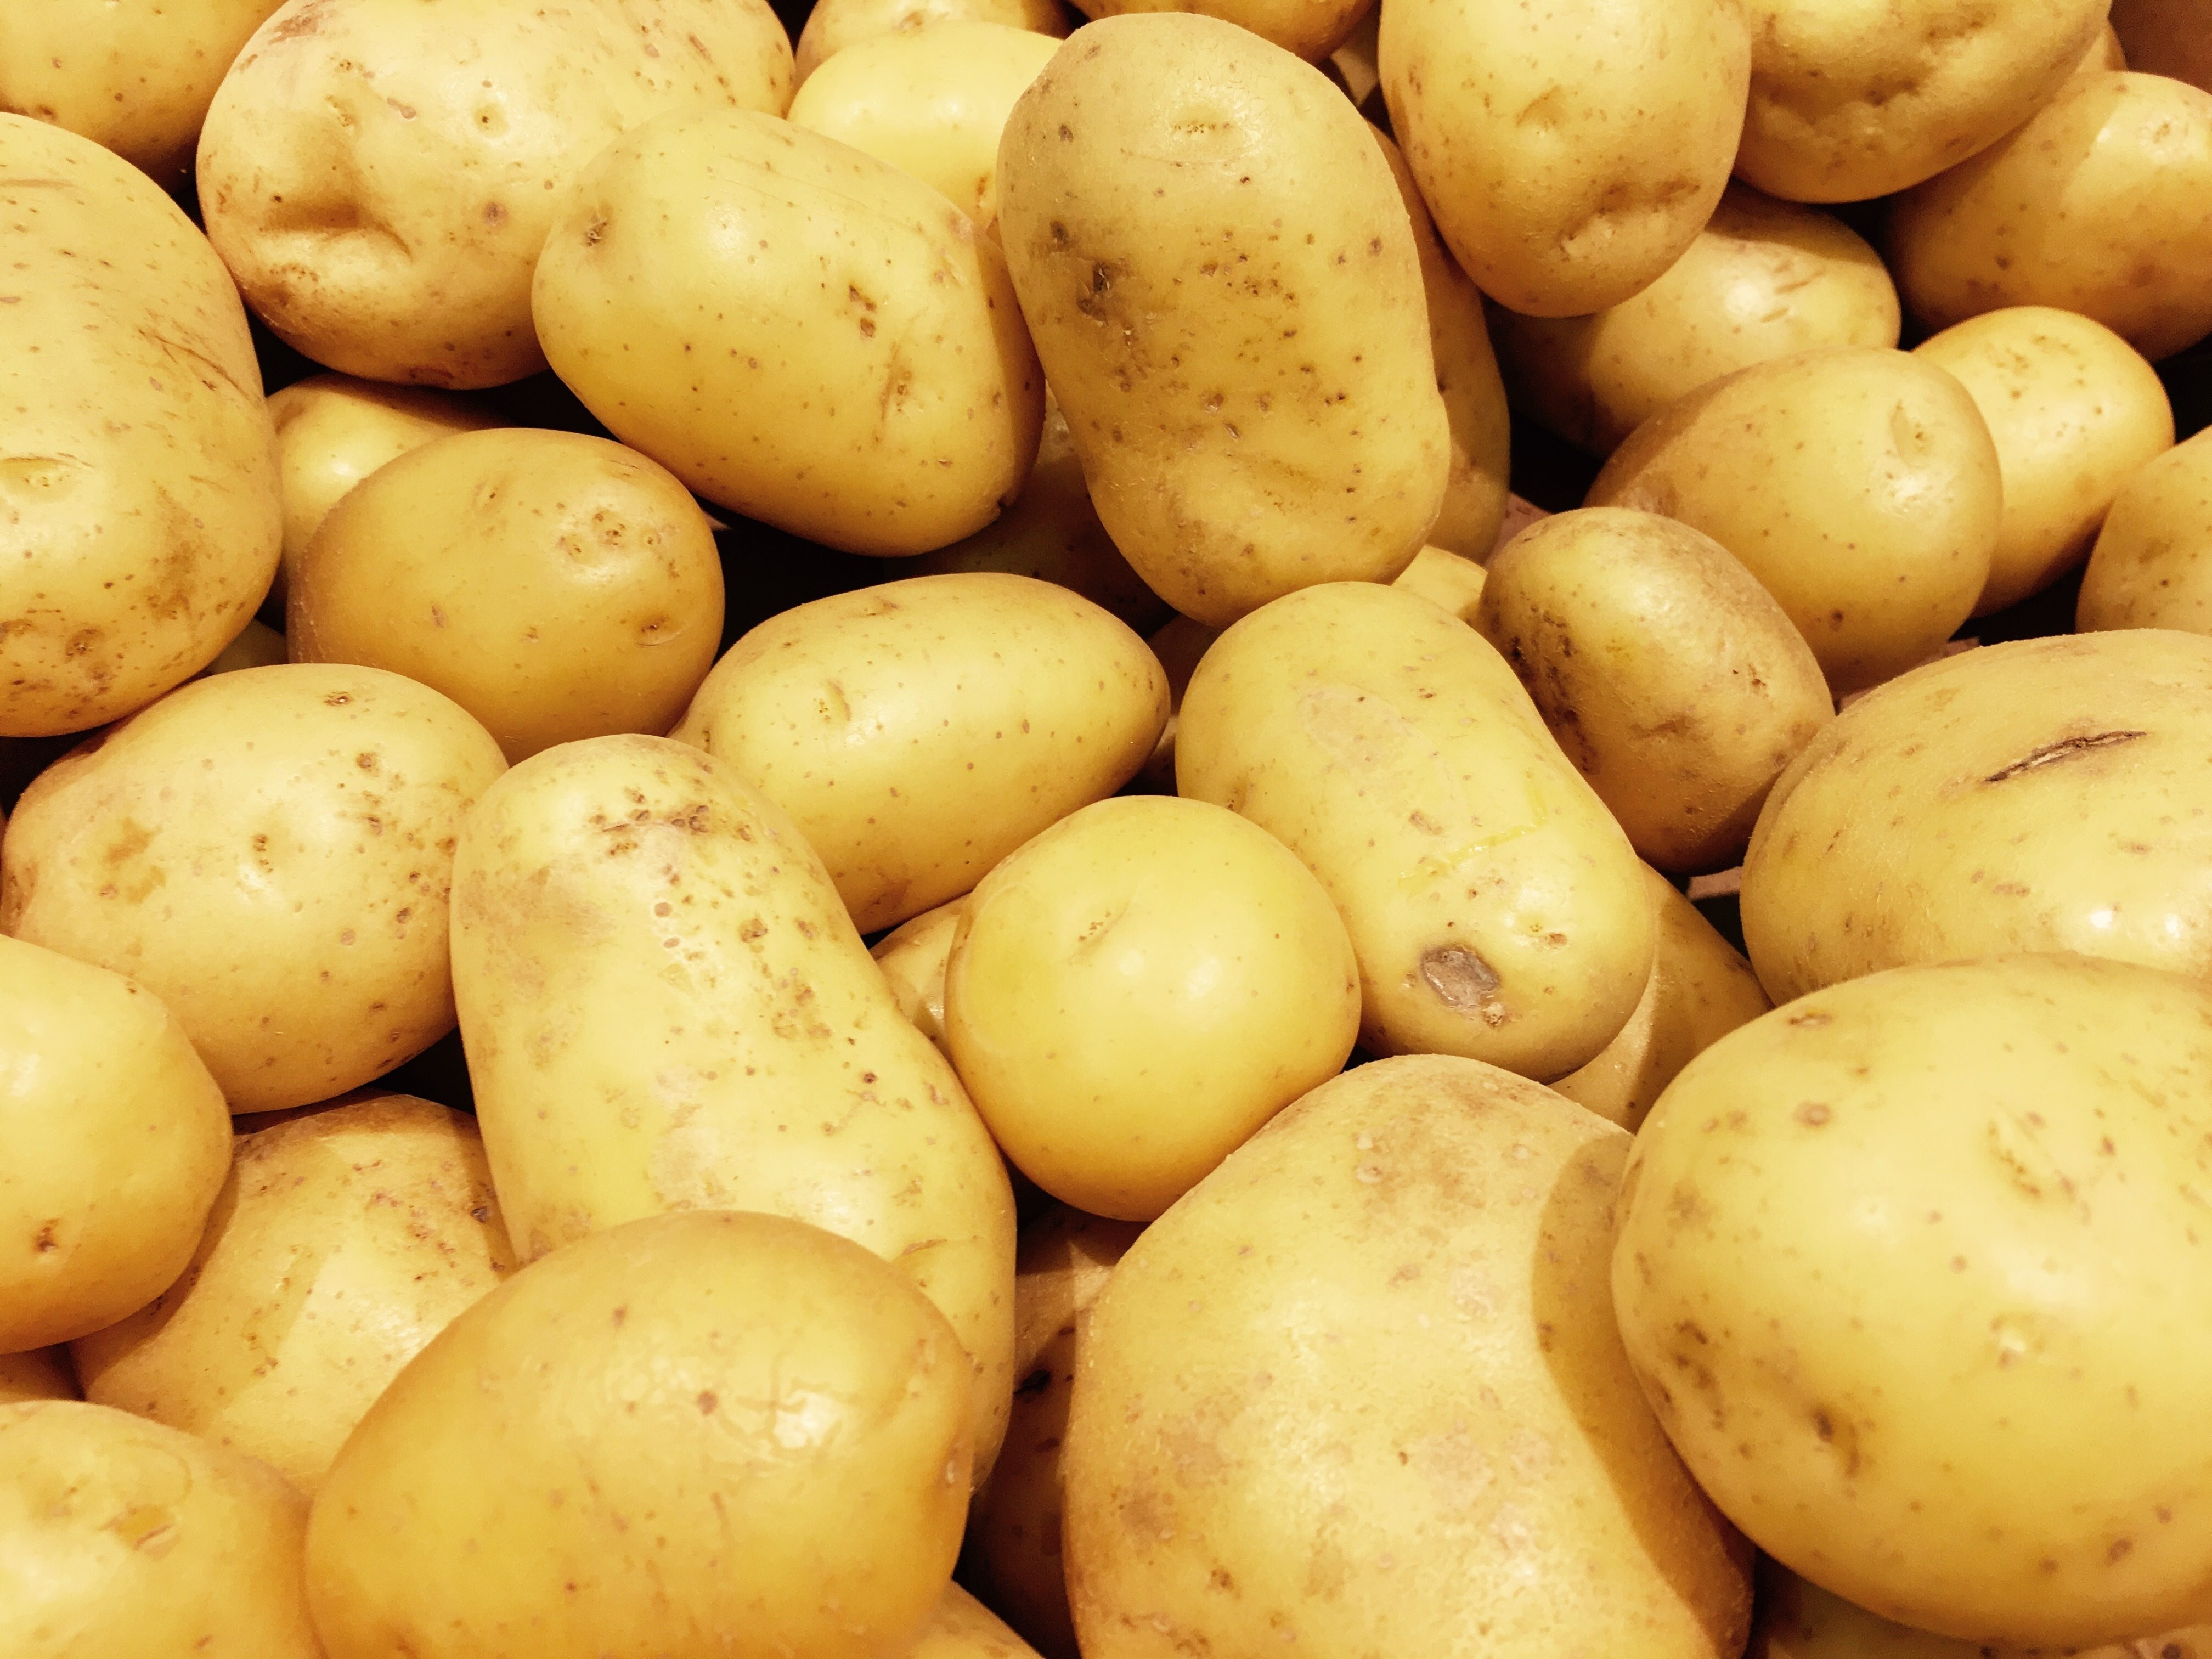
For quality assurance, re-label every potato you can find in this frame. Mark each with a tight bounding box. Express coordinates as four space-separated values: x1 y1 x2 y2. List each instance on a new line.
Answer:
996 15 1449 625
202 618 291 677
287 428 725 762
1741 632 2212 1002
0 1350 76 1406
1 663 507 1112
1492 184 1902 457
1735 0 2107 202
1070 0 1373 66
1888 73 2212 363
2109 0 2211 91
1615 955 2212 1647
2078 428 2212 633
1475 507 1832 874
918 1584 1053 1659
198 0 794 388
450 734 1015 1470
671 573 1167 933
1065 1054 1750 1659
0 938 230 1353
305 1211 971 1659
796 0 1068 86
1178 582 1654 1080
1128 611 1224 793
2075 20 2130 76
1 1401 321 1655
874 894 973 1052
535 108 1042 557
71 1093 515 1494
1392 544 1487 622
0 116 280 738
1378 0 1748 317
1586 348 2000 696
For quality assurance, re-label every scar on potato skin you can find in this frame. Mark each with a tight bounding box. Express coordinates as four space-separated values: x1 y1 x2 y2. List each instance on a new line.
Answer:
1980 730 2146 783
1420 945 1506 1024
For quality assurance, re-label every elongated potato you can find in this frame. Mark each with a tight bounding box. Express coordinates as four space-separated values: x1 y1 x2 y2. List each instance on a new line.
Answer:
996 15 1450 625
2078 428 2212 633
796 0 1068 86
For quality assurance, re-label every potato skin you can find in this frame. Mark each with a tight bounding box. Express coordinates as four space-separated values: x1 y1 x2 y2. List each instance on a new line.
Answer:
0 115 280 737
1392 544 1488 622
872 893 973 1053
1070 0 1373 66
2078 428 2212 633
795 0 1067 86
996 15 1450 626
1615 956 2212 1647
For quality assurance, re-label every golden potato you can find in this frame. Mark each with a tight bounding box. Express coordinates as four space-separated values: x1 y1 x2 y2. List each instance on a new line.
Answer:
795 0 1068 86
996 15 1449 625
305 1211 971 1659
201 618 290 678
2078 428 2212 633
873 895 973 1052
1 664 507 1112
1391 544 1487 622
0 1350 76 1406
2074 20 2130 77
1128 611 1224 794
1069 0 1372 66
2109 0 2211 91
916 1584 1053 1659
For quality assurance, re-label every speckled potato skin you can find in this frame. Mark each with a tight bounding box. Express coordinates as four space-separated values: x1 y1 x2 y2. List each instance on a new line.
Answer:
0 116 281 738
1888 74 2212 363
1379 0 1749 317
1616 956 2212 1648
2111 0 2211 90
795 0 1067 86
671 573 1167 934
1177 582 1655 1081
449 734 1015 1472
1065 1055 1751 1659
1586 347 2000 696
2079 429 2212 633
1741 633 2212 1003
0 1350 77 1406
71 1093 516 1495
996 15 1450 626
304 1212 974 1659
0 664 508 1113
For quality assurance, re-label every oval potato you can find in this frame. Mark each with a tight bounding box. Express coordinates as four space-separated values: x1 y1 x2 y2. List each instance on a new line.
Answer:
2078 427 2212 633
795 0 1068 86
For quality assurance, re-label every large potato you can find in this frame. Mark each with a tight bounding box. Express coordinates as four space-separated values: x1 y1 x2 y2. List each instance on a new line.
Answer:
1741 632 2212 1001
796 0 1068 85
198 0 794 387
2109 0 2211 91
1586 347 2000 696
0 115 280 737
305 1212 971 1659
996 15 1449 625
1615 955 2212 1647
1888 73 2212 363
2078 428 2212 633
1378 0 1748 316
1 664 507 1111
1065 1055 1751 1659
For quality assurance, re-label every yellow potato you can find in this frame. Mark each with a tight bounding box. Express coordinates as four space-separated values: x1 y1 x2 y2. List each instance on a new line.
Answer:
1615 955 2212 1648
1915 307 2174 615
198 0 794 387
1070 0 1372 65
2109 0 2210 91
0 1350 76 1406
0 938 230 1353
873 895 973 1052
1586 347 2000 696
305 1211 971 1659
1066 1055 1751 1659
916 1584 1054 1659
1178 582 1654 1080
2078 428 2212 633
71 1093 516 1495
201 617 291 677
1 1401 321 1655
0 115 280 738
1 664 507 1112
1492 183 1902 456
1741 632 2212 1001
1379 0 1749 316
1888 73 2212 362
1392 544 1488 622
796 0 1068 86
996 15 1449 625
288 428 725 762
1128 611 1224 794
1475 507 1832 874
2074 20 2130 77
672 573 1167 933
449 734 1015 1470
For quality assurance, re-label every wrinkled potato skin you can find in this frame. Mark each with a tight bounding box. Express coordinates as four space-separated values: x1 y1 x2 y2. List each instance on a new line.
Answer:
1493 184 1901 456
1476 507 1832 874
198 0 794 388
1888 74 2212 363
2109 0 2210 91
1071 0 1372 65
0 1350 77 1406
796 0 1067 86
1615 957 2212 1648
1177 582 1655 1080
997 15 1450 626
71 1093 517 1495
1065 1056 1750 1659
1379 0 1749 317
2078 428 2212 633
873 894 973 1053
1586 347 2000 696
1741 633 2212 1003
0 117 280 738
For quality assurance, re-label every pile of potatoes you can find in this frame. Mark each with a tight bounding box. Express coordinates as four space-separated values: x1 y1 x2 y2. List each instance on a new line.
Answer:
7 0 2212 1655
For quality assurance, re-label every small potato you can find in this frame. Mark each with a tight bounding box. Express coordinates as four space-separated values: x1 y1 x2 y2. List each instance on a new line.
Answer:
796 0 1068 86
2074 20 2130 77
2110 0 2210 91
1069 0 1372 66
1128 611 1223 794
535 108 1043 556
1888 73 2212 362
872 894 972 1052
917 1584 1053 1659
2078 428 2212 633
288 428 725 763
1392 545 1487 622
1475 507 1832 874
1915 307 2174 615
202 618 290 677
1586 348 2000 696
0 1350 76 1406
1 664 507 1113
1492 184 1902 456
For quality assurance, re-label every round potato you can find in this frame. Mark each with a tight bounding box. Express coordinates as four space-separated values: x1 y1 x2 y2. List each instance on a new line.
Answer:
0 1350 76 1406
795 0 1067 86
1888 72 2212 363
1 664 507 1113
2110 0 2211 91
2078 428 2212 633
873 894 973 1052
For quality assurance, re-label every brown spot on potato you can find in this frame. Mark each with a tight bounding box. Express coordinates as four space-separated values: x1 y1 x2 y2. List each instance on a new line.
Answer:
1981 730 2146 784
1420 945 1504 1024
1795 1102 1832 1126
